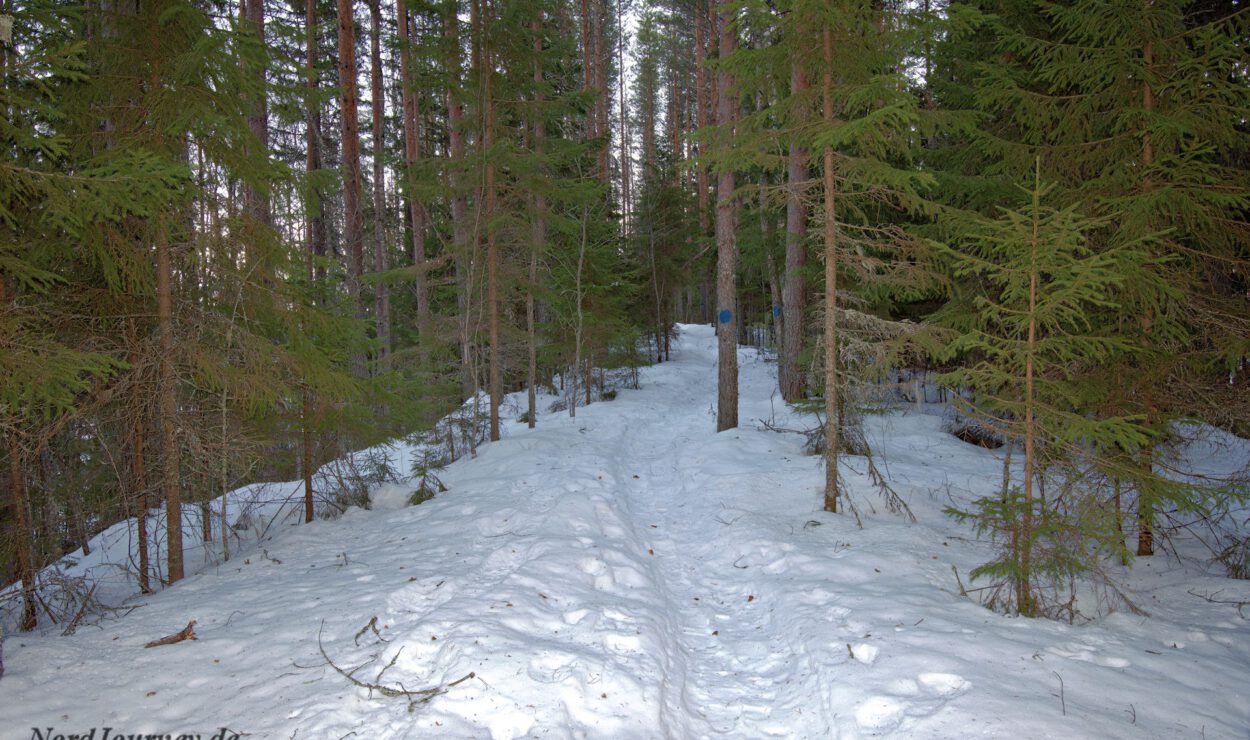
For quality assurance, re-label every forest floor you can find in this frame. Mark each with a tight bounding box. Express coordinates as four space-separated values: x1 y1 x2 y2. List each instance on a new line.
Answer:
2 324 1248 739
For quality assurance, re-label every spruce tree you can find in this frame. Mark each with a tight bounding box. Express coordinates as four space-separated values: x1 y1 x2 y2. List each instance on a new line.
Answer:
943 0 1250 556
938 160 1164 617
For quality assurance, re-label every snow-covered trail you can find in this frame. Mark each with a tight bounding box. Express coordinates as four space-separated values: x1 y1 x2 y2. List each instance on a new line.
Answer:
3 324 1248 740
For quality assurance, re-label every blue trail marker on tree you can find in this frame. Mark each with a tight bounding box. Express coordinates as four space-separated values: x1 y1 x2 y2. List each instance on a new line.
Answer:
718 309 732 324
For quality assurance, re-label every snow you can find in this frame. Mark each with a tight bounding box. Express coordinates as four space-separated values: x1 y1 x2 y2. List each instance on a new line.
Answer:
2 324 1248 739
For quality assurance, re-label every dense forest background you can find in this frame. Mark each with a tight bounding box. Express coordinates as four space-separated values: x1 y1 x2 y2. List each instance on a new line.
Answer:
2 0 1247 628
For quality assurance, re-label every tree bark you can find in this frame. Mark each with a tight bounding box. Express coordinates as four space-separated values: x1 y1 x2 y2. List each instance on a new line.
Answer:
528 17 545 429
714 0 737 433
337 0 366 376
594 0 609 187
694 2 709 238
616 0 631 222
481 0 501 442
305 0 326 294
445 8 472 399
8 429 37 630
821 24 838 513
241 0 270 234
155 217 183 582
1019 158 1042 615
368 0 390 363
781 62 809 402
1137 37 1156 558
397 0 430 343
303 387 314 523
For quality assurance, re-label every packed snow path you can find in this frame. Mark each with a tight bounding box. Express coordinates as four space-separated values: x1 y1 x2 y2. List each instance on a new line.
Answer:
3 325 1248 739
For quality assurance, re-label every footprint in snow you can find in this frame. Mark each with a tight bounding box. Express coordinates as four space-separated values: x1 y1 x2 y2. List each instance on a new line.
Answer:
1047 642 1131 669
916 672 970 697
850 643 879 665
854 696 905 733
577 556 615 591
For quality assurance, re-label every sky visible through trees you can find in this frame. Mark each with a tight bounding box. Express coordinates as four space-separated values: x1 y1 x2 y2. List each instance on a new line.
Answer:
1 0 1248 633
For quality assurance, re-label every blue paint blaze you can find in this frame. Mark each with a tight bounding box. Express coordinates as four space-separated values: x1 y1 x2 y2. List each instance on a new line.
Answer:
772 304 781 317
718 309 732 324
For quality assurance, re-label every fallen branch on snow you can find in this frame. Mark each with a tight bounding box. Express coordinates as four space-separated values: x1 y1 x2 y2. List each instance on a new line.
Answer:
317 620 475 712
143 620 197 648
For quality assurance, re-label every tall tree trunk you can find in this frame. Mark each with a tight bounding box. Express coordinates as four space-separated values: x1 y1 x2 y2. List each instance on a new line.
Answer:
649 222 665 362
337 0 366 376
616 0 630 223
571 207 588 418
8 429 37 630
302 388 315 523
594 0 609 187
155 217 184 583
641 66 656 169
133 398 150 593
241 0 270 234
368 0 390 363
445 8 472 399
397 0 430 342
714 0 737 432
1137 37 1156 558
694 3 710 238
481 0 502 442
528 17 545 429
781 62 809 402
125 318 152 593
306 0 326 293
1019 158 1042 616
821 24 838 513
302 0 321 526
761 170 782 349
580 0 593 133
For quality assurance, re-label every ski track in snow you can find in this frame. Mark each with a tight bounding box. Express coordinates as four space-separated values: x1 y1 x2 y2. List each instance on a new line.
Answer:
2 325 1248 739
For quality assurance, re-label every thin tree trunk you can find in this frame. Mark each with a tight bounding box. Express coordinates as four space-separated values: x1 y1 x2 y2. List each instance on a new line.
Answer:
241 0 270 234
305 0 326 294
594 0 609 187
1137 37 1156 558
1019 157 1043 615
580 0 593 135
445 9 472 399
337 0 366 376
528 17 545 429
781 62 809 402
369 0 390 363
649 223 664 363
303 388 314 523
616 0 630 223
477 0 501 442
133 395 150 593
124 317 152 593
714 0 737 432
1137 448 1154 557
821 24 838 513
8 429 37 630
155 217 183 583
571 208 588 418
694 2 709 238
397 0 430 342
